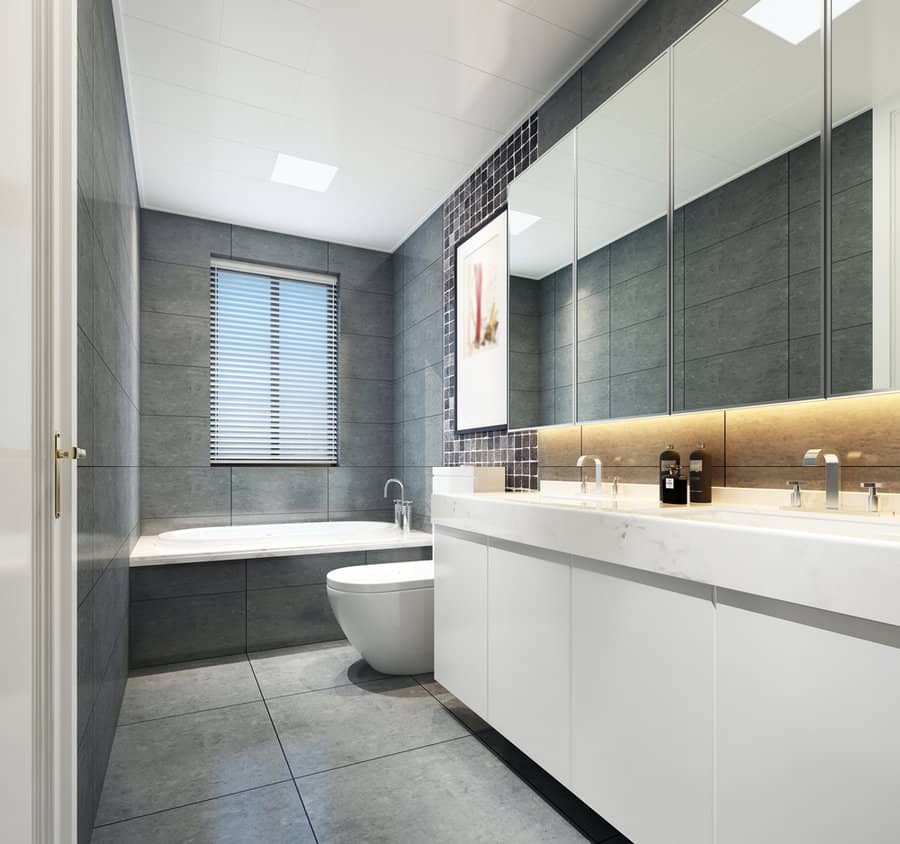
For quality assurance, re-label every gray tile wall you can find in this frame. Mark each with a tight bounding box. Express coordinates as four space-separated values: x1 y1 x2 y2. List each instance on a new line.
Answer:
139 210 396 534
77 0 140 840
674 112 872 410
392 210 445 530
129 547 431 667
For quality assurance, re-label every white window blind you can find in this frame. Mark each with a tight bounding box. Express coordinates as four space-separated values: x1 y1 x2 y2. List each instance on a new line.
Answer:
209 259 339 464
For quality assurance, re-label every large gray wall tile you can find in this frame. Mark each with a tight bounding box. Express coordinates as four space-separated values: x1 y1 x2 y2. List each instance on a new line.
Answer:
131 560 246 601
231 467 328 516
340 423 394 467
232 225 328 271
328 467 396 511
141 210 230 268
130 593 247 668
341 333 393 380
141 468 231 519
329 243 393 295
246 585 343 651
341 289 392 337
538 71 581 152
341 378 393 423
685 342 788 409
610 366 667 418
141 311 209 367
141 259 210 318
141 364 209 417
141 415 209 467
247 552 364 590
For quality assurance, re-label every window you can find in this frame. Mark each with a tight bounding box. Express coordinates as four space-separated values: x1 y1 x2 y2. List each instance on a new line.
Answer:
209 259 338 464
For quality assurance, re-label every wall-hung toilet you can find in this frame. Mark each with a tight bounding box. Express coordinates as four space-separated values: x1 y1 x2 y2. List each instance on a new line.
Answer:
326 560 434 675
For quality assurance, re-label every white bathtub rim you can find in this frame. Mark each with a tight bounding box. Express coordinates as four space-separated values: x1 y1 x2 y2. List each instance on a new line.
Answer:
131 521 432 567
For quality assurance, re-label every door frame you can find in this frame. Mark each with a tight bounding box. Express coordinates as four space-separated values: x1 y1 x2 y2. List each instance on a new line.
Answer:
33 0 79 840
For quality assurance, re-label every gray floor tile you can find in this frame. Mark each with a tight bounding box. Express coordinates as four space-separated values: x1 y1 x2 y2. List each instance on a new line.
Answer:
268 677 468 777
95 702 289 825
297 736 588 843
118 656 261 725
91 782 314 844
250 640 386 699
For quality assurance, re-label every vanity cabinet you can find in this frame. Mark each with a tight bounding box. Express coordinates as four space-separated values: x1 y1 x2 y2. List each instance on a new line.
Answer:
433 528 489 718
716 595 900 844
570 558 715 844
487 541 571 785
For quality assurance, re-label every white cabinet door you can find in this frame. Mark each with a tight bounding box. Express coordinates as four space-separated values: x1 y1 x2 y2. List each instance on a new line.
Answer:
487 541 571 785
717 595 900 844
433 527 489 718
571 558 715 844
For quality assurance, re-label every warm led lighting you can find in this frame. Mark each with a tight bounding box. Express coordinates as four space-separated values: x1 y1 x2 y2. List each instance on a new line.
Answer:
509 210 541 235
743 0 862 45
270 153 338 192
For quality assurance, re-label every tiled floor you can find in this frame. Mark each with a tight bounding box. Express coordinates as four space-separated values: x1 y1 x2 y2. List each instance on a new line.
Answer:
92 641 628 843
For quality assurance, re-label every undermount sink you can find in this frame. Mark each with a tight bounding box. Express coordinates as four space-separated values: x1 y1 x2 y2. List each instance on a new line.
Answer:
658 507 900 541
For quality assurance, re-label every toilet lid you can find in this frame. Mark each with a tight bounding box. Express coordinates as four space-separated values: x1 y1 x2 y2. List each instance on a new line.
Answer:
327 559 433 594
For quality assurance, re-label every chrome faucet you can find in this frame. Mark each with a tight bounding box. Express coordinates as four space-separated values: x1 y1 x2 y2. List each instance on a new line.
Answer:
383 478 412 533
576 455 602 495
802 448 841 510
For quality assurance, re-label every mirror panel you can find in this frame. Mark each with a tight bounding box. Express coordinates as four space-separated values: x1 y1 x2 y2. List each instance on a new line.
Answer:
508 132 576 428
673 0 824 411
576 55 670 422
830 0 897 395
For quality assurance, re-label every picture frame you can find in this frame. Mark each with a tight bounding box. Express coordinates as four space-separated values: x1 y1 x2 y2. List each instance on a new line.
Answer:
454 207 509 434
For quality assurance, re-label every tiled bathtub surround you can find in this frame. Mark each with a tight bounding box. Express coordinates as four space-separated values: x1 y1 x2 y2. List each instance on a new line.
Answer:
77 0 140 839
139 210 395 534
540 391 900 492
128 546 431 667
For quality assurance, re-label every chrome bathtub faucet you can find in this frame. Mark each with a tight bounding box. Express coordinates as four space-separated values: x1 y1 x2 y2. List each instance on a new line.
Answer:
384 477 413 533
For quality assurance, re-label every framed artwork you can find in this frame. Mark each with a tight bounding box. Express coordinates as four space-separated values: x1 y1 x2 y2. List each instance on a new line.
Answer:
454 208 509 434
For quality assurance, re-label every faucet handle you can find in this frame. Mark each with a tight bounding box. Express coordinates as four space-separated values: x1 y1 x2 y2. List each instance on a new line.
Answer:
787 479 807 508
861 482 884 490
861 482 883 513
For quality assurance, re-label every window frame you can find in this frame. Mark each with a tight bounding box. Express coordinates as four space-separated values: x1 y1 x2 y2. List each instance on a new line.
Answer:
208 257 340 467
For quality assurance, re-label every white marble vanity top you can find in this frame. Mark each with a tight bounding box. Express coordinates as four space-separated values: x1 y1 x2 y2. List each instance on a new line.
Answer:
431 488 900 628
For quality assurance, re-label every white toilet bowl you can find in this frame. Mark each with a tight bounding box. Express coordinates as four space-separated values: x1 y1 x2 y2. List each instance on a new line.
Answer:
326 559 434 675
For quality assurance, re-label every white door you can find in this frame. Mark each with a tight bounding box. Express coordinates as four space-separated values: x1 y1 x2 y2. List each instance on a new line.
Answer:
487 540 571 785
717 594 900 844
571 558 715 844
0 0 79 840
433 527 489 718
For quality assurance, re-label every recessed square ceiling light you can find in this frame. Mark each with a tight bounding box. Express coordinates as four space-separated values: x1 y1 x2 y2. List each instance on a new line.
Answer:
509 210 541 235
743 0 862 45
271 153 338 192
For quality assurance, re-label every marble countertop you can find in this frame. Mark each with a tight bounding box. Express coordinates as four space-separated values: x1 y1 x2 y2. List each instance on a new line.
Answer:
131 528 433 567
431 491 900 628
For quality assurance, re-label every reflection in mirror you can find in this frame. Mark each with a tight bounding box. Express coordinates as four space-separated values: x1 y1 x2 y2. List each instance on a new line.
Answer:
576 55 669 421
673 0 823 411
831 0 896 395
508 132 575 428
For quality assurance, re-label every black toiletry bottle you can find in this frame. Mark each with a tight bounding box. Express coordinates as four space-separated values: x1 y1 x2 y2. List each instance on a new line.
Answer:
659 444 681 504
689 442 712 503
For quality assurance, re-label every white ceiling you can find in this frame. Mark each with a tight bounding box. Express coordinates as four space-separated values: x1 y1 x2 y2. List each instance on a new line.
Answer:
115 0 645 252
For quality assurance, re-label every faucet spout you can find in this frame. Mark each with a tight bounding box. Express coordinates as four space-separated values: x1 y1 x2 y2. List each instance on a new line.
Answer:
383 478 405 501
576 455 603 496
802 448 841 510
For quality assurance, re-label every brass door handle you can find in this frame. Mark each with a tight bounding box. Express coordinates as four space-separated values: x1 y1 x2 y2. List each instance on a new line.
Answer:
55 432 86 519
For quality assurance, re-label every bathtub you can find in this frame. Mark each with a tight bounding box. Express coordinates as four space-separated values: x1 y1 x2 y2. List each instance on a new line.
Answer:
132 520 433 567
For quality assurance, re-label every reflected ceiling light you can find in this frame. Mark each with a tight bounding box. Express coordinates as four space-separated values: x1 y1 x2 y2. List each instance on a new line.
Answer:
509 210 541 235
271 153 338 192
742 0 862 45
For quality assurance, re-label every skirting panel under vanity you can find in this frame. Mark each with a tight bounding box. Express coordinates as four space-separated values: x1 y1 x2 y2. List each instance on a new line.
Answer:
129 546 432 667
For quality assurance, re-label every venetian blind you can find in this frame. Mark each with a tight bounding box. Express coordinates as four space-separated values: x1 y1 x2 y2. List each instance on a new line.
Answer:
209 259 339 464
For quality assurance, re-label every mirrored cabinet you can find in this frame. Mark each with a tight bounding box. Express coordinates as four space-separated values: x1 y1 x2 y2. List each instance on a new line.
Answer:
508 132 576 429
577 55 669 422
506 0 900 431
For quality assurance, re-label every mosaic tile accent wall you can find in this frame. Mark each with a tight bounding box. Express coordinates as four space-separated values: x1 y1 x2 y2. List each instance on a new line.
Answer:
441 115 541 490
